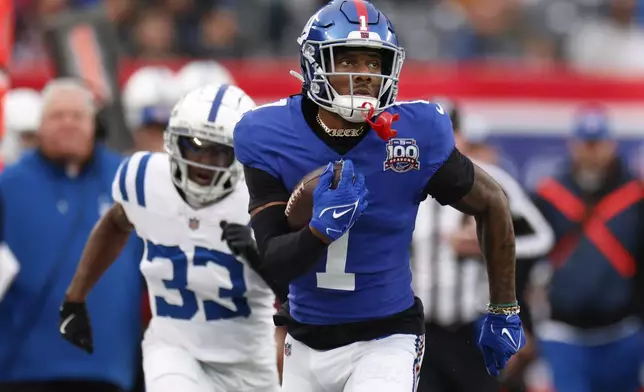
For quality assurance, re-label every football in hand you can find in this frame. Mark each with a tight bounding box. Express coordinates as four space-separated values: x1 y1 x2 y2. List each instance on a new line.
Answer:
285 162 343 230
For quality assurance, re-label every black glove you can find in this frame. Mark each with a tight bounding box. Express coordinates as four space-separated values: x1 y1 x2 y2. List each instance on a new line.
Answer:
220 221 259 265
59 301 94 354
220 221 289 303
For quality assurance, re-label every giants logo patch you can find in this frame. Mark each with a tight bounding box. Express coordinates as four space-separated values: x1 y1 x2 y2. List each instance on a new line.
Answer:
383 138 420 173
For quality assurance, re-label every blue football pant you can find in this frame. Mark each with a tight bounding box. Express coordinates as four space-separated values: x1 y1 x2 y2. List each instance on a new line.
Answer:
539 330 644 392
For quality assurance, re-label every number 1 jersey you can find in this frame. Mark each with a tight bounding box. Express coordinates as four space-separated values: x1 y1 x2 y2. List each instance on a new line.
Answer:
234 95 455 325
112 152 275 363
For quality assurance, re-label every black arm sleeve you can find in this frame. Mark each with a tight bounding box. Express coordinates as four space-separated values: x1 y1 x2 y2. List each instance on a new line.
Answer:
423 148 475 205
251 206 329 286
242 244 290 304
243 165 329 286
244 166 290 212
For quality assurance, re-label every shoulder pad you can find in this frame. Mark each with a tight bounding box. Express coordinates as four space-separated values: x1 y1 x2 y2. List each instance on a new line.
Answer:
393 100 455 166
111 151 153 207
393 100 448 122
248 98 290 114
233 98 290 180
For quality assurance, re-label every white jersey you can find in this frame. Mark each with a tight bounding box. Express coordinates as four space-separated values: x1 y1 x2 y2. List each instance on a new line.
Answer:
112 151 276 364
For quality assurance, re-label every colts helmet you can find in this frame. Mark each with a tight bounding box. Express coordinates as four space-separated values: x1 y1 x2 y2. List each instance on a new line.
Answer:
175 60 236 97
164 84 255 206
295 0 405 123
2 88 43 164
122 66 179 132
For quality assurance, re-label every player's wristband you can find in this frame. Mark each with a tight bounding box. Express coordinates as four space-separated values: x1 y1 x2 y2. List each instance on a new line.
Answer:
486 302 520 316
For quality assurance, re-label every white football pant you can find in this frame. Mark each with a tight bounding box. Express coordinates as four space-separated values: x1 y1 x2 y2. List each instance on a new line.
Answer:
281 333 425 392
143 338 280 392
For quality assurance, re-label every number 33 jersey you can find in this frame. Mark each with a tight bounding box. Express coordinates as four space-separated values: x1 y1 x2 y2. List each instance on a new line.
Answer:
112 152 276 363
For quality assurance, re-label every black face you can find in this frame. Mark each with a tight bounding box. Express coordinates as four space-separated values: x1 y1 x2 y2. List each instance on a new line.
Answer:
327 48 383 99
179 136 235 186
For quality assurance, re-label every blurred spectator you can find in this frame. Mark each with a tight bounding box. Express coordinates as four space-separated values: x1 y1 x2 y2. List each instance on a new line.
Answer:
532 107 644 392
69 0 102 9
132 8 176 60
0 78 143 392
103 0 138 53
198 8 239 56
38 0 69 15
12 0 619 64
103 0 135 22
1 88 42 165
457 114 497 164
452 0 529 60
566 0 644 75
122 66 179 152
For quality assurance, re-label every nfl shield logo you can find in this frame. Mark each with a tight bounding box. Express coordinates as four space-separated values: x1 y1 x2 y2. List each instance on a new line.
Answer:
284 342 292 357
188 218 200 230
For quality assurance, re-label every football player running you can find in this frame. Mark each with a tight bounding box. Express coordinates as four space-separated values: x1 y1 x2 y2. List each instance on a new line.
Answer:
60 84 281 392
233 1 526 391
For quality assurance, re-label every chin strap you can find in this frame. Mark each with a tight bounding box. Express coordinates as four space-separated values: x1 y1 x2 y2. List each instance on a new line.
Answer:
361 102 399 141
292 70 399 141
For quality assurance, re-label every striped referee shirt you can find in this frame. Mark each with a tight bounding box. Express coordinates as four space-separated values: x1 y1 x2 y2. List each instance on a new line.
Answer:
412 161 554 327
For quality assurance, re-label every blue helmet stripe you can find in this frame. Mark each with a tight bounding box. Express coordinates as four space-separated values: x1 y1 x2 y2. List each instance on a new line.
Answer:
207 84 230 123
354 0 369 31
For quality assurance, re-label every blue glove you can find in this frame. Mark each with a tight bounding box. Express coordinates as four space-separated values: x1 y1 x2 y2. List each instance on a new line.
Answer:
309 160 368 242
478 313 526 377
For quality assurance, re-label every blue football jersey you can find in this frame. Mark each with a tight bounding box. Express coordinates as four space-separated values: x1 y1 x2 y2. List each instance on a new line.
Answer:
234 95 455 324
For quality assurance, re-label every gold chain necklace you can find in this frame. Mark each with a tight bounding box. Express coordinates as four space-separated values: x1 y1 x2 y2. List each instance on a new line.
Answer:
316 114 366 137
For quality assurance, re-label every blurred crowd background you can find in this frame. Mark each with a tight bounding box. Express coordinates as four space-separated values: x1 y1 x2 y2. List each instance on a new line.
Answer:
1 1 644 392
10 0 644 74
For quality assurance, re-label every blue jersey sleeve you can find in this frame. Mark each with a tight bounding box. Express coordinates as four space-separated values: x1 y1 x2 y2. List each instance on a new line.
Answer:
425 102 456 171
111 151 152 208
402 101 456 199
420 103 474 205
233 101 287 181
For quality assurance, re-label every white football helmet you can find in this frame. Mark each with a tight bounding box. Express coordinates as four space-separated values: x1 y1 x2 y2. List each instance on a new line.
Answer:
175 60 236 97
165 83 255 207
462 114 490 144
2 88 43 164
122 66 179 132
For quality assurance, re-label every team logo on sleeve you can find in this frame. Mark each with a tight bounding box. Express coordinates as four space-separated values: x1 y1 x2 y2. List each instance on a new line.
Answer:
383 138 420 173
